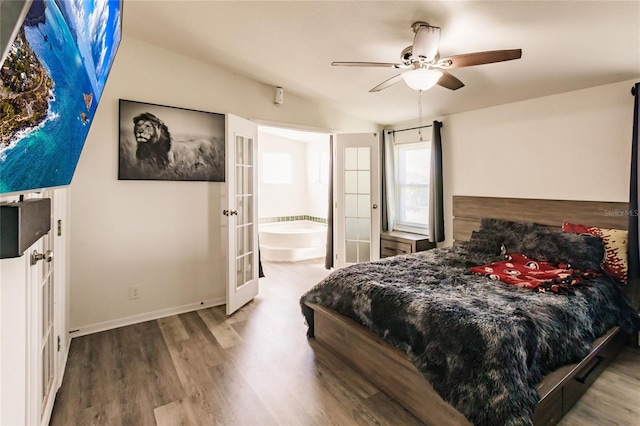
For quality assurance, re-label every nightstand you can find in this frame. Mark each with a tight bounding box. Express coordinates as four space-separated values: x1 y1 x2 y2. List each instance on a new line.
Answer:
380 231 436 258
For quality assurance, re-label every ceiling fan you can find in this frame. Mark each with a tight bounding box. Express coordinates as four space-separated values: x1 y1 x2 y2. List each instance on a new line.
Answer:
332 21 522 92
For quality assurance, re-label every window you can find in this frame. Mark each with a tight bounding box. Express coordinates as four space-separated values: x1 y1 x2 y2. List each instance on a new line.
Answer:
395 142 430 234
262 153 292 184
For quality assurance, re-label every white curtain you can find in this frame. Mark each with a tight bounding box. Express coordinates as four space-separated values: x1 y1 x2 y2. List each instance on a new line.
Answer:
382 130 396 232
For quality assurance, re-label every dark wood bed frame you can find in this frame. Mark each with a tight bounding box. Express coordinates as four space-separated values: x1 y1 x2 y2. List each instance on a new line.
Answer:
305 196 639 426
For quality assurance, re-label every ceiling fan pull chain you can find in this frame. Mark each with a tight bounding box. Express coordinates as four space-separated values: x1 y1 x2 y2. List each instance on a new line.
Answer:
418 90 424 141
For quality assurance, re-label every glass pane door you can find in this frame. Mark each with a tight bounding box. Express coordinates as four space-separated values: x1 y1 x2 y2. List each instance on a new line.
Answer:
38 191 55 422
226 114 259 315
335 132 380 268
235 135 254 290
344 146 371 263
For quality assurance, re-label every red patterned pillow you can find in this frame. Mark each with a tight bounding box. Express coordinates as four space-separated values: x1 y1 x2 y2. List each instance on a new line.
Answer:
562 222 628 283
469 253 584 294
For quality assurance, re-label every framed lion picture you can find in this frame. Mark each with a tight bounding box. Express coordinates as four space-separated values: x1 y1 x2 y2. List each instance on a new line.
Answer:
118 99 225 182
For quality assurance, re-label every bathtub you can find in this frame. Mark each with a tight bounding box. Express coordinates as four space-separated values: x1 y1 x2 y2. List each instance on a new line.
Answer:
259 220 327 262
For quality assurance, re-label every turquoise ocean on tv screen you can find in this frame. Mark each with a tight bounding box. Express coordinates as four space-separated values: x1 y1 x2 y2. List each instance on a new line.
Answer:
0 0 121 194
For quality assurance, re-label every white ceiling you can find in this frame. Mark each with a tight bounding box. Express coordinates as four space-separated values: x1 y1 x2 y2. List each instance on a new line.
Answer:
123 1 640 126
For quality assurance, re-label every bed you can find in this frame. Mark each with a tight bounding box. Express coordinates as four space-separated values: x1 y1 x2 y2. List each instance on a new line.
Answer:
300 196 640 426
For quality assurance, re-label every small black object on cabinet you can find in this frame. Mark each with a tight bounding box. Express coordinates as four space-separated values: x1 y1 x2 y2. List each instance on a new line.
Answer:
0 198 51 259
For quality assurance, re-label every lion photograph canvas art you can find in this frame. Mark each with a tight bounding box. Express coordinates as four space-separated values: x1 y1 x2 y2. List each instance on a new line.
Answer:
118 99 225 182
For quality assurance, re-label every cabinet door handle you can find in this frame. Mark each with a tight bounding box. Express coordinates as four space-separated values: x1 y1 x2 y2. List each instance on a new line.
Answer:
31 249 53 265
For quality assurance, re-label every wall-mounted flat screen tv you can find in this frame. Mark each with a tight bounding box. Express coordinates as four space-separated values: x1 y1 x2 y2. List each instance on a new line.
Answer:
0 0 122 195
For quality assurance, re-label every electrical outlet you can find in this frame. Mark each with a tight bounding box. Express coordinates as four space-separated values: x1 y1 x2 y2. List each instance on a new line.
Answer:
130 286 140 299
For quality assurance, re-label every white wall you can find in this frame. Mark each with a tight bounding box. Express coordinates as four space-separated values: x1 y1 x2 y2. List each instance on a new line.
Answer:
69 36 378 332
258 132 330 219
305 141 330 219
258 133 308 218
392 78 638 246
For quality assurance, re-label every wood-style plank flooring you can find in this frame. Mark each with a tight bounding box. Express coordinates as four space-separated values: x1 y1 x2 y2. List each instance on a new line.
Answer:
51 259 640 425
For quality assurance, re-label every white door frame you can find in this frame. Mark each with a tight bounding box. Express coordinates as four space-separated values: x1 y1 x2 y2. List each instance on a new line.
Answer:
52 188 69 393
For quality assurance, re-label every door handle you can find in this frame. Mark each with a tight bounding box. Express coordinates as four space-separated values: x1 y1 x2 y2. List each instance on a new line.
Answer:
31 249 53 266
372 204 378 209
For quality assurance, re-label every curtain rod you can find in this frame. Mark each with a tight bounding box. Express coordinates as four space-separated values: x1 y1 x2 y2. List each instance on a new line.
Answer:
390 124 432 134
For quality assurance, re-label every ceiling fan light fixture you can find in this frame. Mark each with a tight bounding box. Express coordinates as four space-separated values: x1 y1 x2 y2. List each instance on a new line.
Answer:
401 69 443 91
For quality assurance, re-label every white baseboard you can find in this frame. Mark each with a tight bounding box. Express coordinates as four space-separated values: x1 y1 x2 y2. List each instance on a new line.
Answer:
68 298 225 338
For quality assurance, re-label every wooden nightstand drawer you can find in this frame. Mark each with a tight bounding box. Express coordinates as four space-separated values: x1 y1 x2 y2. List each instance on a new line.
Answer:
381 240 412 257
380 231 435 258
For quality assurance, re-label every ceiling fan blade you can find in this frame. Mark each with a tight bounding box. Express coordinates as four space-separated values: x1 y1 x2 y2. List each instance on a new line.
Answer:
437 49 522 69
369 74 403 92
332 61 405 69
437 71 465 90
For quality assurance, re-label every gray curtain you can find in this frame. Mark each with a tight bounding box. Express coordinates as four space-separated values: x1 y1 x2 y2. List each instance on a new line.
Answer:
381 130 396 232
428 121 445 243
627 83 640 288
324 136 334 269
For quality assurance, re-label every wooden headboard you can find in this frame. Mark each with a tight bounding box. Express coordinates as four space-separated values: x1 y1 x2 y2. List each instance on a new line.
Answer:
452 196 639 309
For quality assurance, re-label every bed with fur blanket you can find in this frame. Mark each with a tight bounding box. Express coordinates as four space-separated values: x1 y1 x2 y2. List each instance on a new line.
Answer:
300 219 640 426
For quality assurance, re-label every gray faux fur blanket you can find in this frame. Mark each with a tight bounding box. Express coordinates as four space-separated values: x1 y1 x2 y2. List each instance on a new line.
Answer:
300 246 639 426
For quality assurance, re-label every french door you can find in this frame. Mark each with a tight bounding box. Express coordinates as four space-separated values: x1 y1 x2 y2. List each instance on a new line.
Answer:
335 133 381 268
25 190 57 426
38 199 55 425
225 114 259 315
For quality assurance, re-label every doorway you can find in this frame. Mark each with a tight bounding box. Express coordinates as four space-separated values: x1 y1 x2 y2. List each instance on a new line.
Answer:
257 126 331 267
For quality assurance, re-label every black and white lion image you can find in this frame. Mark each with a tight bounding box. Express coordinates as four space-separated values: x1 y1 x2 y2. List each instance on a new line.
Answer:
133 112 174 169
119 109 225 182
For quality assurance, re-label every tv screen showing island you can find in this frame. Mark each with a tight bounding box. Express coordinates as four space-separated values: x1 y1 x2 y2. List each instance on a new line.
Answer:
0 0 121 195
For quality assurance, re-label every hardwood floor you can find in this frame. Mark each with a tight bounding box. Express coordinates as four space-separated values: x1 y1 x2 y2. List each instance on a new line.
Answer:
51 259 640 426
